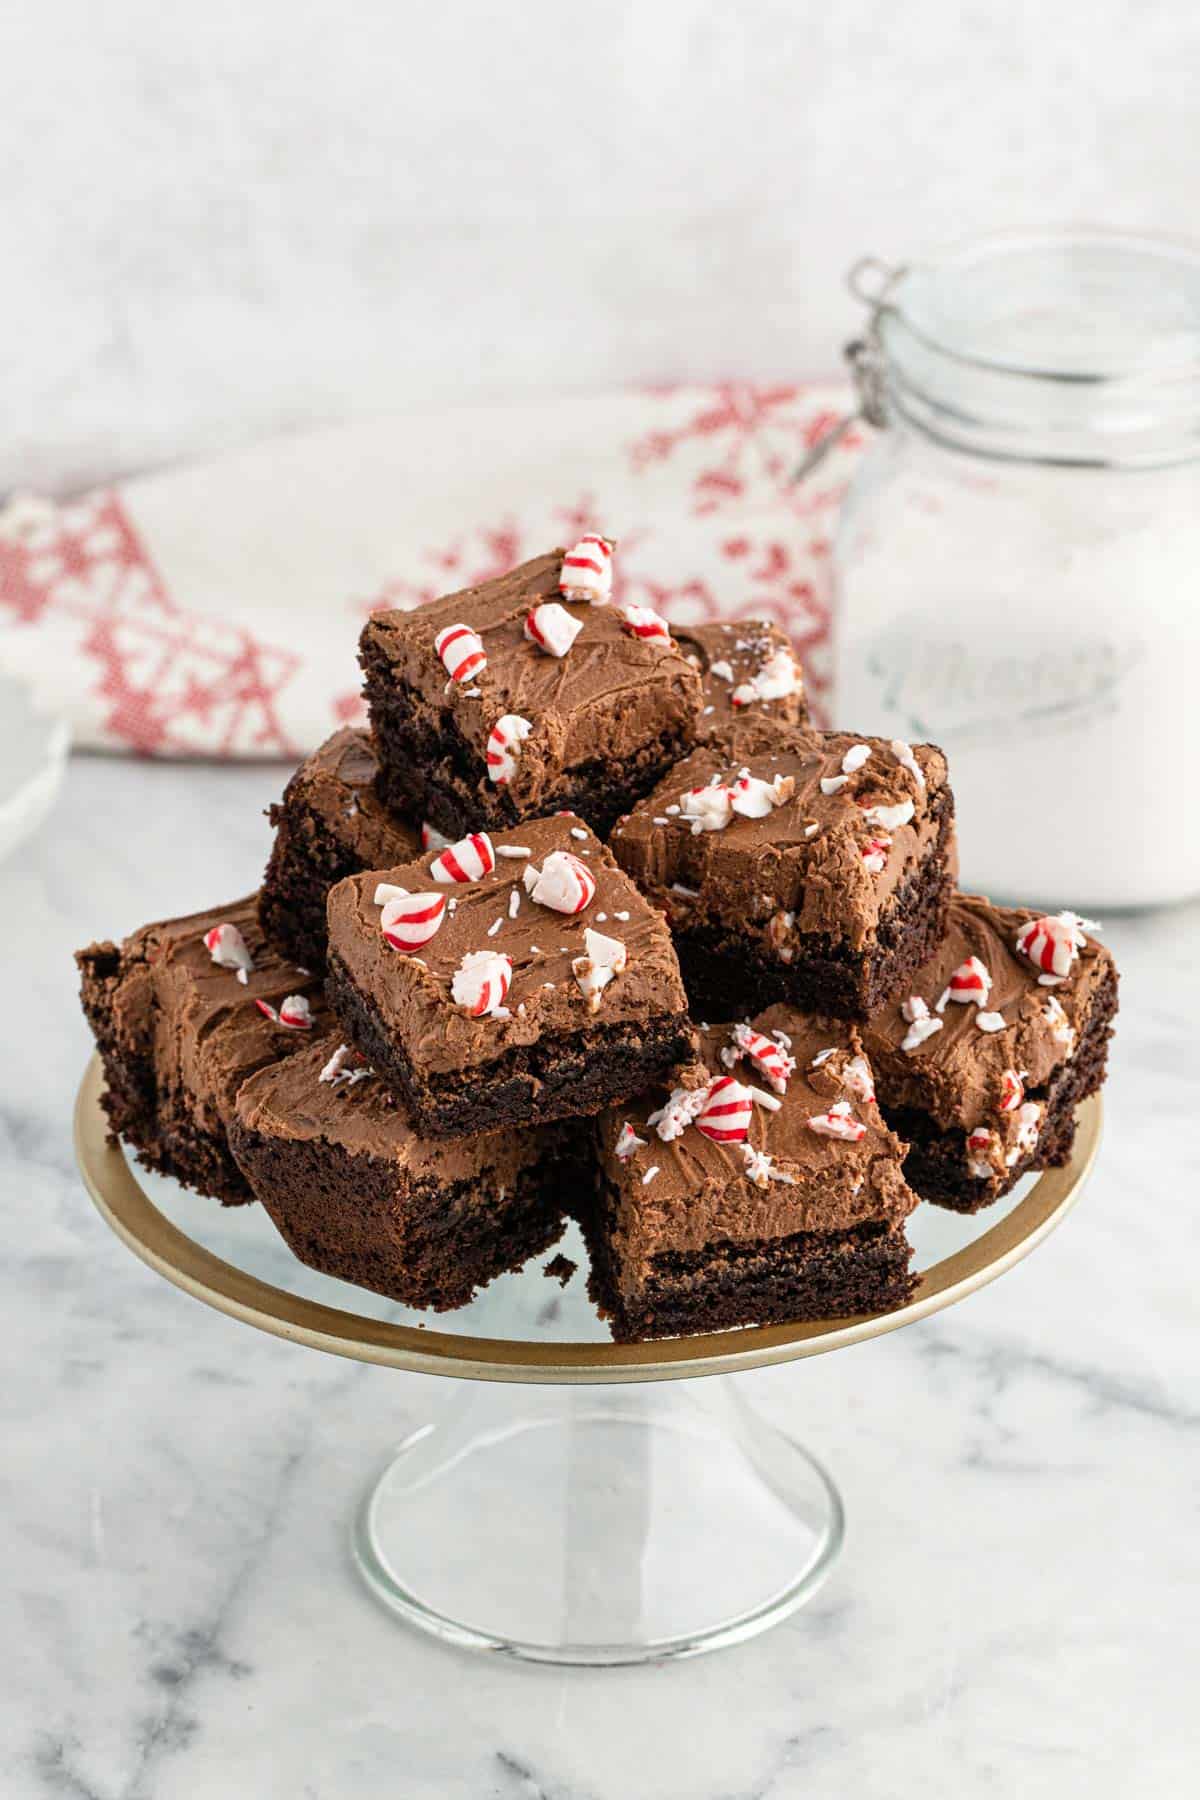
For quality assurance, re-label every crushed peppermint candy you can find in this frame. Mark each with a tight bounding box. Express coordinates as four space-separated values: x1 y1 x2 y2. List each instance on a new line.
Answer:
373 881 408 907
617 603 672 644
1043 994 1077 1051
450 949 512 1017
901 1014 944 1053
841 1054 876 1106
890 741 925 790
559 535 613 603
753 648 800 701
204 922 255 984
527 849 595 914
730 682 759 708
434 622 487 685
681 783 734 833
975 1011 1007 1033
730 770 794 819
807 1100 867 1142
486 714 533 785
572 927 628 1012
860 800 915 832
254 993 314 1030
318 1043 371 1087
810 1046 839 1068
726 1022 795 1094
860 836 891 875
508 887 521 919
966 1126 997 1179
1008 1101 1043 1164
614 1122 646 1162
642 1165 661 1185
820 774 849 796
998 1068 1025 1112
940 956 992 1008
708 658 735 683
430 832 495 883
901 994 929 1023
524 601 582 657
496 844 532 859
1014 910 1096 979
841 743 871 774
380 891 446 951
647 1085 709 1142
421 822 453 852
694 1076 755 1144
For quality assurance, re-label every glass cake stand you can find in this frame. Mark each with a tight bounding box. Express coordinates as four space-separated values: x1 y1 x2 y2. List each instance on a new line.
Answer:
73 1055 1102 1666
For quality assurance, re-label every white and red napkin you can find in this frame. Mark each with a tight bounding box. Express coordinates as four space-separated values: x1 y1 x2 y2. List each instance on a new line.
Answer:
0 384 863 759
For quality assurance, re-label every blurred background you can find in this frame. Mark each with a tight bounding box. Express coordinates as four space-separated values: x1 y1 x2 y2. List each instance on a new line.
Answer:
5 0 1199 494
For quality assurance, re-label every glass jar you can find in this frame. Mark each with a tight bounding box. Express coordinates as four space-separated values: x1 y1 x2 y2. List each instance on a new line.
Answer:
832 230 1200 910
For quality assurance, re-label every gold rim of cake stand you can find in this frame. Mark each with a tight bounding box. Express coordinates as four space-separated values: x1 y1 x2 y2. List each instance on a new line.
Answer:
74 1054 1101 1385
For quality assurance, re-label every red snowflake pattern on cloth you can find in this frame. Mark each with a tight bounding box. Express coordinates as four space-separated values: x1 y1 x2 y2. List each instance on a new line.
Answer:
0 491 303 755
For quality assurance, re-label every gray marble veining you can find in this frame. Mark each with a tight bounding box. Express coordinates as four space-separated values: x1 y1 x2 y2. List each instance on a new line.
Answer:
2 756 1195 1798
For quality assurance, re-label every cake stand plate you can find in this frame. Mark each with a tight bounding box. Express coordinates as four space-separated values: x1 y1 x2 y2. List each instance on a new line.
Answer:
74 1056 1102 1664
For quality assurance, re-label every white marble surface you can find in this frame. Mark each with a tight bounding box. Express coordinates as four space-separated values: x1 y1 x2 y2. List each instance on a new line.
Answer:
6 2 1200 495
3 754 1197 1798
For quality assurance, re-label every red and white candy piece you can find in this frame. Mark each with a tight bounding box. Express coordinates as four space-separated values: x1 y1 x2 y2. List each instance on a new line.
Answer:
730 770 794 819
525 602 582 658
486 714 532 785
966 1126 997 1179
527 849 596 914
451 949 512 1017
860 836 891 875
998 1068 1025 1112
421 822 453 853
1043 994 1077 1051
647 1084 709 1142
900 995 944 1052
861 800 915 832
940 955 992 1007
617 603 671 645
842 1053 876 1106
319 1042 370 1087
694 1076 755 1144
559 535 613 603
430 832 495 883
204 921 254 984
728 1022 795 1095
1014 911 1091 979
807 1099 867 1143
572 928 627 1011
434 622 487 685
254 993 314 1030
1010 1100 1043 1162
380 891 446 952
681 783 734 833
615 1121 647 1161
753 648 801 701
730 682 760 709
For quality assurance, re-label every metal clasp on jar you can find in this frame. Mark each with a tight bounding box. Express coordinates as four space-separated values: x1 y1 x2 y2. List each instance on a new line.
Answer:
793 257 906 481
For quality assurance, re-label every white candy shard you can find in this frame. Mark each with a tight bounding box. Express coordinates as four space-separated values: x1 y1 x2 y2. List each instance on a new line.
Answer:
860 800 915 831
421 822 454 853
572 928 628 1012
647 1085 708 1142
753 648 801 701
807 1099 867 1142
730 770 794 819
901 994 929 1023
318 1043 371 1087
975 1011 1007 1033
890 740 926 791
373 881 409 906
1043 994 1077 1052
728 1022 795 1094
617 603 672 644
254 993 314 1030
708 658 735 683
901 1014 944 1053
559 534 613 603
841 743 871 774
203 922 255 984
820 774 849 796
841 1053 876 1106
681 784 734 833
614 1122 646 1162
529 849 596 914
525 601 583 657
486 714 533 785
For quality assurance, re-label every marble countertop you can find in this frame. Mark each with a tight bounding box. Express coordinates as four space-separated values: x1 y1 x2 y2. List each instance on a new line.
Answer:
4 754 1196 1799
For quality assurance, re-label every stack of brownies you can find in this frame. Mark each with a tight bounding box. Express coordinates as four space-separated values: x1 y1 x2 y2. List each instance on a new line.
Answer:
78 540 1118 1341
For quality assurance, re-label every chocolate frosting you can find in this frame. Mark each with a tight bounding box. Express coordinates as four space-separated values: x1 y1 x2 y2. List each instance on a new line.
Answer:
236 1038 554 1182
147 895 330 1131
863 892 1116 1147
599 1005 916 1279
360 550 703 813
672 619 807 742
610 724 949 952
278 727 421 867
326 815 690 1076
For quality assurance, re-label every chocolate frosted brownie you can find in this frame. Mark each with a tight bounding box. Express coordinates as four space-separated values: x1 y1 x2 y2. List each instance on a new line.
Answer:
325 814 694 1139
610 724 954 1020
230 1040 571 1310
77 895 329 1205
672 619 807 743
582 1006 918 1342
863 895 1118 1211
359 545 703 838
259 728 422 970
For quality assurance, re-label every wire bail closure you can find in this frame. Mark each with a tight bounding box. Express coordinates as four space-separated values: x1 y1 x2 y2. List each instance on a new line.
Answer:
793 257 906 482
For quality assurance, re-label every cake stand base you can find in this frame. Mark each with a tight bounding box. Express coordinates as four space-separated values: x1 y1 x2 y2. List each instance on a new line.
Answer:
350 1374 843 1665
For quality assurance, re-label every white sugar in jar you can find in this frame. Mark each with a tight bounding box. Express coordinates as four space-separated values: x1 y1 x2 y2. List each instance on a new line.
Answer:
830 231 1200 911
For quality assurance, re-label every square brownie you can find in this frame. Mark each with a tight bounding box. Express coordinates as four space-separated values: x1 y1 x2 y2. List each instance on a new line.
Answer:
610 723 955 1020
230 1040 573 1310
324 814 695 1139
862 893 1118 1212
581 1005 918 1342
77 894 330 1205
671 618 808 743
359 547 703 837
259 728 423 971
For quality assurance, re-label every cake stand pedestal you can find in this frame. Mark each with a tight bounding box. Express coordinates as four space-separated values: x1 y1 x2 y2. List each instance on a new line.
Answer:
74 1056 1100 1665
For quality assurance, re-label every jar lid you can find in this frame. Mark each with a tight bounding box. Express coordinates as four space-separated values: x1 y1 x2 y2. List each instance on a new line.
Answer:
874 230 1200 467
